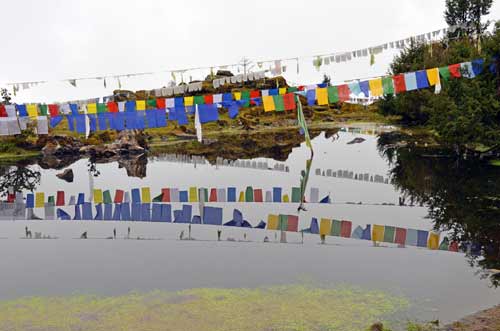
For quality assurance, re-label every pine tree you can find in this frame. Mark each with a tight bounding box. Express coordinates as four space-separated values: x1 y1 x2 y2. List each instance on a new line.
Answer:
444 0 493 38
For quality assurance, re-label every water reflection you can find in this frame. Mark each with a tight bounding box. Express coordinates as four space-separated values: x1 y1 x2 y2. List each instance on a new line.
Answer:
378 132 500 286
0 165 40 198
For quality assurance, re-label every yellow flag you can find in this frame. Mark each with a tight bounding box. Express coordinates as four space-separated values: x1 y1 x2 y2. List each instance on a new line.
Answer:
234 92 242 100
238 191 245 202
184 96 194 106
267 214 279 230
141 187 151 203
35 192 45 208
283 194 289 203
372 224 385 242
316 88 328 105
428 232 440 250
263 96 276 112
426 68 440 86
27 104 38 118
369 79 383 97
87 103 97 114
320 218 332 236
136 100 146 111
93 189 103 204
279 87 287 95
189 187 198 202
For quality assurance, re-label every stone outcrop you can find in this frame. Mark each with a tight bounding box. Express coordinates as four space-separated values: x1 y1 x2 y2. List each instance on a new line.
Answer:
56 168 74 182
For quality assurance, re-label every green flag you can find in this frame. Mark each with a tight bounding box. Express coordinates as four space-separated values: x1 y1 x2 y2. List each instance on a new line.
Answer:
103 190 113 204
291 187 301 203
331 220 341 236
241 90 250 107
97 103 106 113
245 186 254 202
273 95 285 111
327 86 339 103
39 104 48 116
147 99 157 108
439 66 451 81
382 77 394 95
194 95 205 105
279 214 288 231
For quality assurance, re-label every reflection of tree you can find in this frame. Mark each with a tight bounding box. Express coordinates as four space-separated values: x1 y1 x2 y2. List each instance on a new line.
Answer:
87 159 101 177
0 166 41 197
378 133 500 286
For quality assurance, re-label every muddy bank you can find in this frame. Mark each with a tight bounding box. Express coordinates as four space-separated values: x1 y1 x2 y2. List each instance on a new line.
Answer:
444 305 500 331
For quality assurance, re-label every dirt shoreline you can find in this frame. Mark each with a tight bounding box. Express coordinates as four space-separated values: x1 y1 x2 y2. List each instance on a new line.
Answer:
443 305 500 331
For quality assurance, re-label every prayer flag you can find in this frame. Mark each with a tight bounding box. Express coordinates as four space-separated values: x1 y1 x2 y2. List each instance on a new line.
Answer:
316 88 329 105
234 92 242 100
131 188 141 203
238 191 245 202
26 193 34 208
279 87 287 95
93 189 103 204
103 190 112 204
393 75 406 93
209 188 217 202
461 62 475 78
245 186 254 202
472 59 484 76
394 227 407 245
147 99 157 109
319 218 331 236
369 78 383 97
87 103 97 114
291 187 301 203
56 191 65 206
263 96 275 112
97 103 106 113
382 77 394 95
287 215 299 232
204 95 213 104
340 220 352 238
267 214 279 230
254 189 263 202
359 81 370 97
114 190 124 203
141 187 151 203
439 66 451 81
351 226 364 239
198 104 219 123
306 89 316 105
279 214 288 231
404 73 418 91
136 100 146 111
161 188 170 202
156 98 166 109
269 89 278 96
448 64 461 78
361 224 371 240
194 95 205 105
439 237 450 251
426 68 440 86
310 218 319 234
179 191 188 202
273 95 285 111
283 93 296 111
203 206 223 225
227 187 236 202
349 82 362 95
39 104 48 116
107 102 118 113
35 192 45 208
48 104 59 117
27 104 38 118
406 229 418 246
449 241 459 252
417 230 429 247
283 194 289 203
415 70 429 89
184 96 194 107
372 224 385 242
272 187 282 202
338 84 351 101
327 86 339 103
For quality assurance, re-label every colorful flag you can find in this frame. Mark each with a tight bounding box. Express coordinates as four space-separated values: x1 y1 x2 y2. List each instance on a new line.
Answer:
267 214 279 230
316 87 329 105
273 95 285 111
369 78 383 97
382 77 394 95
263 96 275 112
327 86 339 103
319 218 332 236
393 75 407 93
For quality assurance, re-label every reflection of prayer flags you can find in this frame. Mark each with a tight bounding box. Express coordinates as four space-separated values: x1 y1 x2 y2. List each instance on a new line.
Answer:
319 218 331 236
383 226 395 243
114 190 124 203
369 78 383 97
103 190 112 204
279 214 288 231
404 72 418 91
310 218 319 234
93 189 103 204
448 64 461 78
287 215 299 232
254 189 263 202
327 86 339 103
449 241 459 252
351 226 363 239
405 229 418 246
227 187 236 202
141 187 151 203
417 230 429 247
372 224 384 242
161 188 170 202
394 227 407 245
393 75 406 93
82 202 93 220
361 224 371 240
189 187 198 202
283 194 289 203
26 193 35 208
56 191 65 206
273 187 282 203
316 88 328 105
131 188 141 204
121 202 131 221
291 187 301 203
179 191 188 203
263 96 275 112
209 188 217 202
203 206 223 225
331 220 341 236
35 192 45 208
267 214 279 230
77 193 85 205
238 191 245 202
415 70 429 89
428 232 440 250
340 220 352 238
141 203 151 221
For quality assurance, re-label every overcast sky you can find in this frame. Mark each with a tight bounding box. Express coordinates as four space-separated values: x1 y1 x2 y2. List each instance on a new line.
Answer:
2 0 500 103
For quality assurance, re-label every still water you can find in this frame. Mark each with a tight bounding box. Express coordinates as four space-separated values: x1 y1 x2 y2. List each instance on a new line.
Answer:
0 124 498 329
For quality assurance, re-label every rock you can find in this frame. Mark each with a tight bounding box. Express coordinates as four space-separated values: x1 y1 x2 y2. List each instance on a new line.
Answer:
56 169 74 183
369 322 384 331
40 136 83 156
347 137 366 145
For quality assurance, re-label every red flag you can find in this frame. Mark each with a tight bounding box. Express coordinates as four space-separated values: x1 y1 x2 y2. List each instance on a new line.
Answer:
393 75 407 93
107 102 118 113
338 84 350 102
449 64 461 78
48 104 59 117
204 95 213 104
7 193 15 203
250 90 260 98
394 227 407 245
298 86 305 91
156 98 166 109
114 189 124 203
56 191 65 206
283 93 296 111
0 105 6 117
209 188 218 202
449 241 459 252
161 188 170 202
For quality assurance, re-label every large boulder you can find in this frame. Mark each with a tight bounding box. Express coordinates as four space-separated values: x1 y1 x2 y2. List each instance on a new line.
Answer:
56 169 74 183
40 136 83 156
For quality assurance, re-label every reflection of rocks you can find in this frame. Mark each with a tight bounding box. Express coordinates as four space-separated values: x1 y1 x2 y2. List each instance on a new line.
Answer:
347 137 366 145
38 154 80 170
56 168 73 182
80 131 146 157
117 154 147 179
